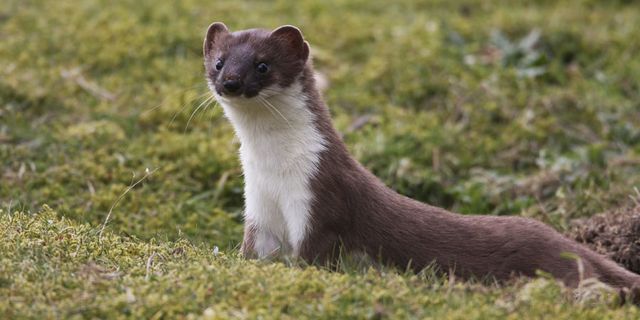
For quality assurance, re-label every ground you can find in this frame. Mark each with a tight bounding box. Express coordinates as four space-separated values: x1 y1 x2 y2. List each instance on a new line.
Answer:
1 0 640 318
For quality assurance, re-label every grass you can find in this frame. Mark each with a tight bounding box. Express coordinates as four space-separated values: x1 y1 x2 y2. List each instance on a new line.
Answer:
1 207 637 319
1 0 639 318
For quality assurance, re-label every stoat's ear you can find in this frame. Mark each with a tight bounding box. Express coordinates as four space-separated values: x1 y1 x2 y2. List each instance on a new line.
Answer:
270 25 310 62
203 22 229 57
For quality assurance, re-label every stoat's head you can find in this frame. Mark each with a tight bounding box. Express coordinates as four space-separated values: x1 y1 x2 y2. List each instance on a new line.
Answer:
203 22 310 101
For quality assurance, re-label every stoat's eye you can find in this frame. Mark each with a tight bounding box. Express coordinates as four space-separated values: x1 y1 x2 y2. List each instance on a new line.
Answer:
215 59 224 71
256 62 269 74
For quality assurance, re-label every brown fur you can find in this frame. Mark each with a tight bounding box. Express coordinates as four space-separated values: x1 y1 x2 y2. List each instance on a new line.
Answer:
203 23 640 293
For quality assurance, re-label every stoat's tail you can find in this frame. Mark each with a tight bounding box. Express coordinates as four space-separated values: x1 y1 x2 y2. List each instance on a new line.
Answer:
619 286 640 306
586 250 640 304
593 255 640 288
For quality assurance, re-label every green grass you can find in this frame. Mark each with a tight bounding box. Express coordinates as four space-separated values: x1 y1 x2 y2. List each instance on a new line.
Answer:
1 207 637 319
1 0 639 318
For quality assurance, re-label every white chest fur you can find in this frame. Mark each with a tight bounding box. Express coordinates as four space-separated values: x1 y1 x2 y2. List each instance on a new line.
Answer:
214 83 326 257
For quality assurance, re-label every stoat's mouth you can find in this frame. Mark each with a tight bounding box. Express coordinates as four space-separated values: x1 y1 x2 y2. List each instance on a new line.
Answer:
213 86 263 100
213 85 286 102
214 87 241 99
213 91 265 110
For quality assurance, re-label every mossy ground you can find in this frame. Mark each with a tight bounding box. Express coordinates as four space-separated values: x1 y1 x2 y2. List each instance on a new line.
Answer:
1 0 639 318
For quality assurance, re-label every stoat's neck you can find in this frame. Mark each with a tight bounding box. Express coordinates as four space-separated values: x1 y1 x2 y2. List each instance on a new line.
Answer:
217 80 328 171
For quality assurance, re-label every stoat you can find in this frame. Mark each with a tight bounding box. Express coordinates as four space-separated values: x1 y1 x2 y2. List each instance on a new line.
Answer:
202 22 640 294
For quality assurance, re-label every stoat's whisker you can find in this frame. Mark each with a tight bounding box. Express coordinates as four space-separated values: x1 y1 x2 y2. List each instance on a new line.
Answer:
259 94 293 128
169 90 212 128
143 83 209 115
207 100 221 136
184 93 216 132
261 88 306 102
257 95 283 124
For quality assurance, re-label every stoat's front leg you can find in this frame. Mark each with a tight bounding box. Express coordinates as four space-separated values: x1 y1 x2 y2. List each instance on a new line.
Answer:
240 223 258 258
240 219 282 259
242 186 285 258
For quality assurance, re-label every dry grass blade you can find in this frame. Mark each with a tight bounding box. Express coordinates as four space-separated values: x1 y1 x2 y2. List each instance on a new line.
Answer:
98 168 159 241
61 68 116 102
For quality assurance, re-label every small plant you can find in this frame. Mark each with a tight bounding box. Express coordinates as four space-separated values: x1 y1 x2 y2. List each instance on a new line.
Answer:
489 29 549 78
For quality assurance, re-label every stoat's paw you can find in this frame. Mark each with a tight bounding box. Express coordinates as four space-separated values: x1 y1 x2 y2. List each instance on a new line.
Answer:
618 285 640 306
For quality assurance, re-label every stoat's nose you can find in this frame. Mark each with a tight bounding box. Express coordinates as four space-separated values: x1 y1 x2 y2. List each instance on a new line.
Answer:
223 79 242 94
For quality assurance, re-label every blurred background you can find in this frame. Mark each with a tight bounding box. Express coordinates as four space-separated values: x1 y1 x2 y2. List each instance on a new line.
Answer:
2 0 639 248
